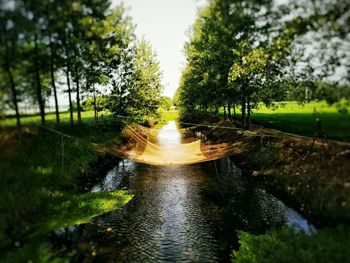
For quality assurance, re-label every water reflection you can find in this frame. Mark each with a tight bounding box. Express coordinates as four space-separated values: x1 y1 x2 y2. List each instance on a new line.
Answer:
91 160 135 193
157 120 182 145
51 121 315 262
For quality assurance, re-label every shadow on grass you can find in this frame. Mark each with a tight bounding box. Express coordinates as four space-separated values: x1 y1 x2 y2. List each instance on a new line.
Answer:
248 112 350 141
0 121 131 262
232 226 350 263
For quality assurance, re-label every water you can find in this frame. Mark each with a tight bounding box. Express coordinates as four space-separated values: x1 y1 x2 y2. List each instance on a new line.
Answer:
52 121 315 262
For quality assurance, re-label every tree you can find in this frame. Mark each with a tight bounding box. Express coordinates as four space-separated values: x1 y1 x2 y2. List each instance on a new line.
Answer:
126 40 163 118
178 0 350 129
159 96 172 111
0 2 22 128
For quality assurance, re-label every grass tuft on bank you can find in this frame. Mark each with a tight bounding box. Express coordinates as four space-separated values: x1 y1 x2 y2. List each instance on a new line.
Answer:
232 226 350 263
0 121 132 261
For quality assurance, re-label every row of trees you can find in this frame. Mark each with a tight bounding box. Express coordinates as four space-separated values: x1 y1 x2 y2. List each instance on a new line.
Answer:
176 0 350 128
0 0 164 128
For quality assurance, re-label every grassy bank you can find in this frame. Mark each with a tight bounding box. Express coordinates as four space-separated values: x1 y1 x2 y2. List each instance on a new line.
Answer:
180 112 350 262
0 111 108 127
220 101 350 141
232 226 350 263
251 101 350 141
0 121 132 262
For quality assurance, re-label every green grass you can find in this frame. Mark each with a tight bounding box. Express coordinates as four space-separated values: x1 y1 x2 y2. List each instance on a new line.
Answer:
223 101 350 141
251 101 350 141
0 110 111 127
31 190 132 238
154 110 179 127
0 117 132 262
161 110 179 121
232 226 350 263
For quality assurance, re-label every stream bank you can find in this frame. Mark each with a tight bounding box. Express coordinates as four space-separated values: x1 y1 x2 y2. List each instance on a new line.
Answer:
181 114 350 262
43 121 317 262
181 113 350 226
0 126 132 262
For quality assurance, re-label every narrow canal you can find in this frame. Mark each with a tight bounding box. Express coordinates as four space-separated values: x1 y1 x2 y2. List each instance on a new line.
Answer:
52 120 314 262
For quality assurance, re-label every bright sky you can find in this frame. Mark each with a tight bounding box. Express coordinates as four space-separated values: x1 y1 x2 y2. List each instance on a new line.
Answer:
112 0 206 98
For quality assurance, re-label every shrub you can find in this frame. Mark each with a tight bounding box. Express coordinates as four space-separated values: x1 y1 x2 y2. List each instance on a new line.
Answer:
232 226 350 263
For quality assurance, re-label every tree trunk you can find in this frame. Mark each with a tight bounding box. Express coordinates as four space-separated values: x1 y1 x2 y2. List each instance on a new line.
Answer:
228 104 231 120
49 38 60 125
34 33 45 125
241 97 246 128
74 48 82 124
93 86 97 126
75 75 81 124
6 68 20 128
4 37 20 129
233 104 237 123
223 105 227 119
247 96 251 130
66 65 74 126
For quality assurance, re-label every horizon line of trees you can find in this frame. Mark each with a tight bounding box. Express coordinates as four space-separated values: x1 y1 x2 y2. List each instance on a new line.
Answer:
176 0 350 129
0 0 164 129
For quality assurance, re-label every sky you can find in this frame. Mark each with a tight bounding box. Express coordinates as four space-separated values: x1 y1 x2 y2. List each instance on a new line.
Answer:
112 0 206 98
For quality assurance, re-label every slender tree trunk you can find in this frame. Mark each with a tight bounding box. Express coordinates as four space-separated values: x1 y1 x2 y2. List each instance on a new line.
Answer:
65 65 74 126
247 96 251 130
93 85 97 126
34 33 45 125
75 75 81 124
5 67 20 128
74 48 82 124
233 104 237 123
4 37 20 129
97 96 100 123
223 105 227 119
241 98 246 128
49 38 60 125
228 104 231 120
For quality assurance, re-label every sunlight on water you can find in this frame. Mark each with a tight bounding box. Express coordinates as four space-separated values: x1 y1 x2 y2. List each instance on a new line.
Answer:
157 121 182 145
52 121 316 262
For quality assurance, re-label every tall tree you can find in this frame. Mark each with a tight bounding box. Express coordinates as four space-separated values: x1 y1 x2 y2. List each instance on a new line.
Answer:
0 2 23 128
127 40 163 118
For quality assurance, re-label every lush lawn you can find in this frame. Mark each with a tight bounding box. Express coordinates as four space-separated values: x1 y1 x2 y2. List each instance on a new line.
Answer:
0 115 132 262
161 110 179 121
0 110 113 127
239 101 350 141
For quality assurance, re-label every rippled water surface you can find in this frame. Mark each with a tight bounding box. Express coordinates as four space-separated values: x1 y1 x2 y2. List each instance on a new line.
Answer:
53 121 314 262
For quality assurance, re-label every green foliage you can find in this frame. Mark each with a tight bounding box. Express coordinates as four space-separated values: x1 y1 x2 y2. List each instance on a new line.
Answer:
108 39 163 120
0 123 131 260
251 143 279 169
81 96 109 112
128 40 163 117
159 96 173 111
232 226 350 263
0 0 164 127
178 0 350 129
1 242 70 263
287 82 350 106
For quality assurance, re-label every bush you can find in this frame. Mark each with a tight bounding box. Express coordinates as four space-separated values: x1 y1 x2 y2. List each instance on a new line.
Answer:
232 226 350 263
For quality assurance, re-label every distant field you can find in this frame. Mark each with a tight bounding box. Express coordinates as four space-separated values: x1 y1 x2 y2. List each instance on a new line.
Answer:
161 110 179 121
0 110 178 129
2 103 350 141
250 101 350 141
0 111 111 127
